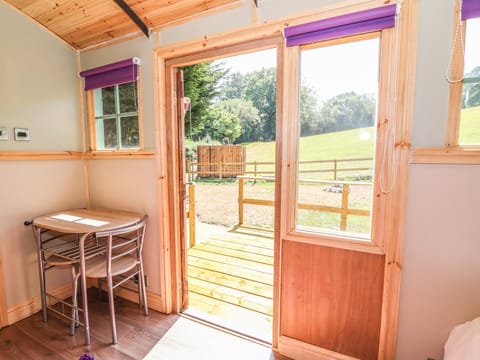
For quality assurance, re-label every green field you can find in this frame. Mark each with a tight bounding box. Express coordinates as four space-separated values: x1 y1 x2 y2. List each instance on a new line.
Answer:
459 106 480 144
245 126 374 162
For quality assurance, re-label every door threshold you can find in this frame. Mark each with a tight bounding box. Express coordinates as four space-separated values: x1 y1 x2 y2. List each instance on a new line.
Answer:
180 309 272 347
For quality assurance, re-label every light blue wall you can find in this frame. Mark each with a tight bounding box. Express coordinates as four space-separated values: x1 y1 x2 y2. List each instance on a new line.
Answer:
0 2 81 151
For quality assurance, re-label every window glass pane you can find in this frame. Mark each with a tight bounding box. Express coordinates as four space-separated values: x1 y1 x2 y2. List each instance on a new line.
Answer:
459 18 480 145
96 118 118 149
120 115 139 148
119 82 138 113
94 86 116 117
296 37 379 237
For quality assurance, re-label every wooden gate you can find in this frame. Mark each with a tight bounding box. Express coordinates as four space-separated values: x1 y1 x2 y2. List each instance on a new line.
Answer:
197 145 246 178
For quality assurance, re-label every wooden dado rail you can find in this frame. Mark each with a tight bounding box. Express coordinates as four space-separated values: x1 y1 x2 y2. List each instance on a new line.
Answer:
187 157 372 181
238 175 371 231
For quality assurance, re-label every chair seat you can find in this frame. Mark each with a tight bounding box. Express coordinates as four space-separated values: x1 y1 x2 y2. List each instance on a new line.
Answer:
85 255 137 278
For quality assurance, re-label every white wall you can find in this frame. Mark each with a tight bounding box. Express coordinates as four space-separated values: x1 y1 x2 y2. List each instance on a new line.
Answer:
86 159 160 294
0 2 86 312
0 2 81 151
0 161 86 308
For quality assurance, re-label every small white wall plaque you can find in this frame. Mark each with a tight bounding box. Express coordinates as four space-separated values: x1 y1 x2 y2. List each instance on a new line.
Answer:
14 128 30 141
0 127 7 141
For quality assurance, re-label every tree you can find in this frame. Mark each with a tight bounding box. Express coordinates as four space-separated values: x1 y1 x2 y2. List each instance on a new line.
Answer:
214 98 262 143
463 66 480 108
203 107 241 143
319 92 376 133
183 62 227 137
219 68 322 141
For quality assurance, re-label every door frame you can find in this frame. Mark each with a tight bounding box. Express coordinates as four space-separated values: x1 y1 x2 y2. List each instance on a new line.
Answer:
157 35 284 345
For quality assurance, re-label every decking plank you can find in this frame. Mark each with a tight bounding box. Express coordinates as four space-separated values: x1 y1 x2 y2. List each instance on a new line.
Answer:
188 265 273 298
202 238 274 257
193 242 274 265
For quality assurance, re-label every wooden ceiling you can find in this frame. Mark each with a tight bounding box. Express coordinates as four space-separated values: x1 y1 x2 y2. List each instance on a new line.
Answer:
4 0 243 50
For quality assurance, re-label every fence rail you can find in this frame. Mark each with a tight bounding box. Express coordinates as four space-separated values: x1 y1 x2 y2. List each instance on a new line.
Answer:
237 175 371 231
187 157 372 182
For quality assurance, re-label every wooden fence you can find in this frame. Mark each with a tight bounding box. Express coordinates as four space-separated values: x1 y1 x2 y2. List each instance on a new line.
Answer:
188 157 372 182
237 175 371 231
196 145 246 178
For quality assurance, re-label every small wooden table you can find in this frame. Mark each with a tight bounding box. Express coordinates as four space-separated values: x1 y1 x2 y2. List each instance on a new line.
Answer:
32 208 144 345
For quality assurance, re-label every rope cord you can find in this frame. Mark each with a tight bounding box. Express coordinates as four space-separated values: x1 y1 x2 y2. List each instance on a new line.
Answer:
379 1 402 194
446 0 465 84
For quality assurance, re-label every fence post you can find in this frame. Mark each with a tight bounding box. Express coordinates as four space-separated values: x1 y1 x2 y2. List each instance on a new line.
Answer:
188 183 196 248
238 177 244 225
340 183 349 231
254 161 257 177
219 161 223 180
333 160 338 180
187 159 191 183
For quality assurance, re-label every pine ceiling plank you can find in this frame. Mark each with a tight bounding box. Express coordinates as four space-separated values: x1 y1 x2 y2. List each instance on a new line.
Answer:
46 1 126 35
135 0 239 27
19 0 70 19
62 14 139 48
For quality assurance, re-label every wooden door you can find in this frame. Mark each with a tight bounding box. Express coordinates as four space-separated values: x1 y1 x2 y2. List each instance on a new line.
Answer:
175 69 189 311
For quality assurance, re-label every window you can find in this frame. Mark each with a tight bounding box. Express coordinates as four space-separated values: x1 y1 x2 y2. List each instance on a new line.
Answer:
92 82 140 150
283 4 397 244
80 58 142 151
448 1 480 147
296 36 379 237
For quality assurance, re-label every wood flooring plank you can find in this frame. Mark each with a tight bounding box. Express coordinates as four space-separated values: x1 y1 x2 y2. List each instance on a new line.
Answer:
210 233 274 249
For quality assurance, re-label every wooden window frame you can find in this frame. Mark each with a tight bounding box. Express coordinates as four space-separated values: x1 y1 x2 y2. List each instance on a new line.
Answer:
282 30 396 254
86 79 144 152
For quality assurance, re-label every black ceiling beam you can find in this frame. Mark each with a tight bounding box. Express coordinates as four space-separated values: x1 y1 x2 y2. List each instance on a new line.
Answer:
113 0 150 38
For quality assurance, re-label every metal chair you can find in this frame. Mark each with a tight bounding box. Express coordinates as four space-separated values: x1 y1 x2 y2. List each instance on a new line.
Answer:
84 215 149 344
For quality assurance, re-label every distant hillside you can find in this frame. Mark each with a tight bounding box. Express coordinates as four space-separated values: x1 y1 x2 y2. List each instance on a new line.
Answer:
245 127 375 162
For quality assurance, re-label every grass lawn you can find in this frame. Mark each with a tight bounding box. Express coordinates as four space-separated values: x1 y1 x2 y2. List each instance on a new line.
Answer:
459 106 480 144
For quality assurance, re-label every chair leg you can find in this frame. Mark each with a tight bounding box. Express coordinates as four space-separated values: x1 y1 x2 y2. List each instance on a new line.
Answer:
106 275 118 344
70 265 79 336
138 262 148 316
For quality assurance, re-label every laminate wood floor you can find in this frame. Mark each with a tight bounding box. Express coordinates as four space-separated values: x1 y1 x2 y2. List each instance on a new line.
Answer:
0 290 287 360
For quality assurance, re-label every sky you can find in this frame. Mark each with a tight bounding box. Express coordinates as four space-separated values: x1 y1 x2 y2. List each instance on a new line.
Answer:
214 38 380 103
464 18 480 74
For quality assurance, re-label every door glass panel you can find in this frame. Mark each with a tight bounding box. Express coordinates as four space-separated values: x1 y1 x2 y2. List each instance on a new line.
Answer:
296 37 380 237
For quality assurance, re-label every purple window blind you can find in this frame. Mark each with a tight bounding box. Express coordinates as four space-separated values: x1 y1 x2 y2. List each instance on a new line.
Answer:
284 4 397 47
79 57 140 91
462 0 480 20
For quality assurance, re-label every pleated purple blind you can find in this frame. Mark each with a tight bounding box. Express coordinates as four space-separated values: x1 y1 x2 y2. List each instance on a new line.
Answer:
79 57 140 91
462 0 480 20
284 4 397 47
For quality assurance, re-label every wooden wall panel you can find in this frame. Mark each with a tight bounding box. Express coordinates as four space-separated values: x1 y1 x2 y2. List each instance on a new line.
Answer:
280 240 385 360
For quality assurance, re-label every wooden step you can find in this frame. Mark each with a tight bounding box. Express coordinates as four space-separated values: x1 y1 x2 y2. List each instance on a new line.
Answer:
188 248 273 274
188 265 273 298
193 242 273 265
188 256 273 285
186 292 272 342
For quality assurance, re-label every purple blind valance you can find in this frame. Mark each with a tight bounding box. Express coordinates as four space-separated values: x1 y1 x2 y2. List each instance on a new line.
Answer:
79 57 140 91
462 0 480 20
284 4 397 47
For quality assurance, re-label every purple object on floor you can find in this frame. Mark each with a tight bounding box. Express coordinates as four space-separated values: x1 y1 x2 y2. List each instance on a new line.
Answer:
79 354 94 360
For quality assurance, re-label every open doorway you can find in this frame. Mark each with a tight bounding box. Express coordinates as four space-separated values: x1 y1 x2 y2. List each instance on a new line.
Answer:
180 48 277 343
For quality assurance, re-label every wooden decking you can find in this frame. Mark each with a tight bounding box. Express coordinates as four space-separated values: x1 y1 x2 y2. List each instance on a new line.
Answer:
185 224 274 343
